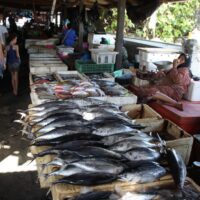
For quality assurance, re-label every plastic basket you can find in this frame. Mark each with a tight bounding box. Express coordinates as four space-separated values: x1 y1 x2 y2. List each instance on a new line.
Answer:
90 49 118 64
75 60 115 73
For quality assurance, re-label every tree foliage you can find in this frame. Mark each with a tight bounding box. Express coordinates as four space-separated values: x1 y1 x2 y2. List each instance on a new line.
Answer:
155 0 200 42
101 0 200 42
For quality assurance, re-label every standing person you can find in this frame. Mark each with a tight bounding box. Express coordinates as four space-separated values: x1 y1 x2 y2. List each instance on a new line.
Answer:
62 23 77 47
0 24 8 47
0 42 6 96
5 34 21 96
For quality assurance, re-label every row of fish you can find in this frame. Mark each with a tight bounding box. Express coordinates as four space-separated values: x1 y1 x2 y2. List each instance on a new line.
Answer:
65 183 200 200
17 99 186 191
33 80 107 100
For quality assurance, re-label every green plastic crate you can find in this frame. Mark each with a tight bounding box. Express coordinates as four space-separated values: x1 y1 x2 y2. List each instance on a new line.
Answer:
75 60 114 73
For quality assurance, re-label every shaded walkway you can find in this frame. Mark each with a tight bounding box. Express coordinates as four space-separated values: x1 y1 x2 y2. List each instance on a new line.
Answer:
0 46 50 200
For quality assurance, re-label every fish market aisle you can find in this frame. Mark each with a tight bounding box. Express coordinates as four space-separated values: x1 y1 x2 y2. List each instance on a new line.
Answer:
0 49 49 200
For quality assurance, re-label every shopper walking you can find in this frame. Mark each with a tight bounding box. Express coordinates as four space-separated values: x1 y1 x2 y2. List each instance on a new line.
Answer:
5 34 21 96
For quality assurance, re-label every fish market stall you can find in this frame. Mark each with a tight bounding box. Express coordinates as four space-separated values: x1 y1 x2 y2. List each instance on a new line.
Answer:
30 73 137 106
29 71 88 105
16 97 192 200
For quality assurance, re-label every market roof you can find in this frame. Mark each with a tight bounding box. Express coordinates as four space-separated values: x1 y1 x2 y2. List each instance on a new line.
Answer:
0 0 187 11
0 0 187 23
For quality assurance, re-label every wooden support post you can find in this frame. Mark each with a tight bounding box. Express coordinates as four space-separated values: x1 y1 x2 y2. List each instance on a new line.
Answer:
115 0 126 69
78 0 84 52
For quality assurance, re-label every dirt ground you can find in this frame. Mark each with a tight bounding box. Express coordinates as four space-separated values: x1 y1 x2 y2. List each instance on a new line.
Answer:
0 52 50 200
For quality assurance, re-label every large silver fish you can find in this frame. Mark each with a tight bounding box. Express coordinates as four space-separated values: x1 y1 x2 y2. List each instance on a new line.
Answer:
124 147 160 162
34 118 89 136
102 133 155 146
33 126 92 142
166 148 186 189
63 158 125 175
45 165 84 178
52 172 117 186
109 139 157 152
119 162 166 183
92 123 135 136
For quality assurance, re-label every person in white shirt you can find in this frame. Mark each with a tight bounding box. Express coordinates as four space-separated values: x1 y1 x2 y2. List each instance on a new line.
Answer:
0 25 8 46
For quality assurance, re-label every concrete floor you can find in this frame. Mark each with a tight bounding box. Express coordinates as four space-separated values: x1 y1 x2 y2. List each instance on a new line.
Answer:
0 54 50 200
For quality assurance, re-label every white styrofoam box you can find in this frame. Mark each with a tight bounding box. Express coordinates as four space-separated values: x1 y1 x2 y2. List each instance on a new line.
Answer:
184 79 200 101
26 38 59 49
29 53 57 58
30 57 60 61
190 53 200 77
90 49 118 64
97 44 115 51
139 61 158 72
90 95 137 106
57 70 87 81
138 47 179 63
30 63 68 74
88 33 115 45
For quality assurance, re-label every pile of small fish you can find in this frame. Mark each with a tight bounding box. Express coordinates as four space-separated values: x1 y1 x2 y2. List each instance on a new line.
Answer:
33 80 106 100
32 74 56 84
16 99 186 191
54 81 105 99
85 73 111 80
92 80 130 96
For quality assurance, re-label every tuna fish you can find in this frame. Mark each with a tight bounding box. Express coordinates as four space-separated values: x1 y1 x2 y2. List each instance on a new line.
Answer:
67 146 123 160
109 139 157 152
166 148 186 189
62 158 125 175
69 191 115 200
101 132 151 146
92 123 135 136
52 172 118 186
119 161 166 183
124 147 161 162
33 126 92 142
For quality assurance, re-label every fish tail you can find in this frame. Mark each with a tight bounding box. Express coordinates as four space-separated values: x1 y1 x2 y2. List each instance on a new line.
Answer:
28 157 36 165
157 133 167 153
18 112 27 119
17 109 27 113
46 188 51 198
19 129 34 138
14 119 27 126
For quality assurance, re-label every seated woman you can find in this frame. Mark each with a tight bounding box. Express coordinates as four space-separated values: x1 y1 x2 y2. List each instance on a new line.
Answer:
132 53 191 111
62 23 77 47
